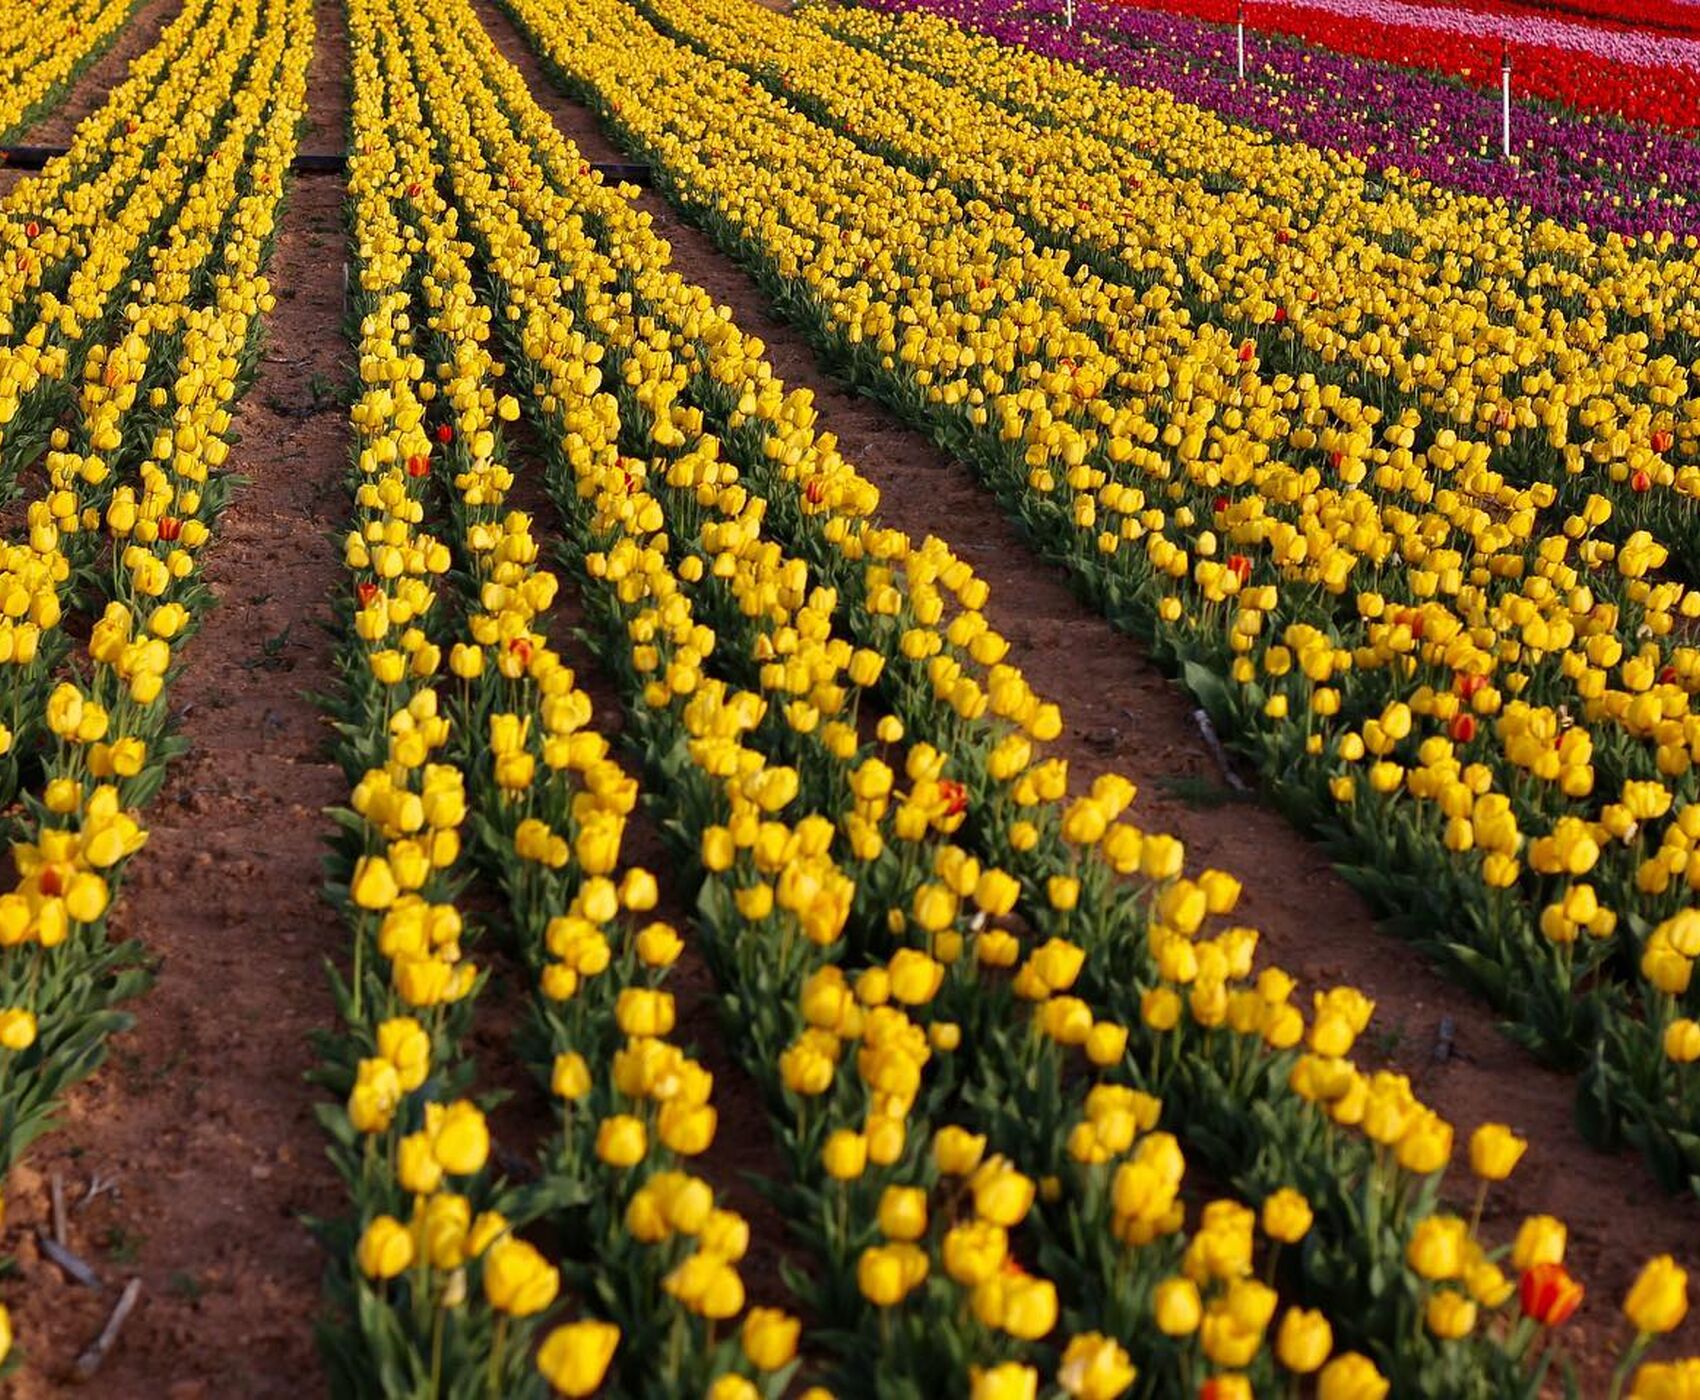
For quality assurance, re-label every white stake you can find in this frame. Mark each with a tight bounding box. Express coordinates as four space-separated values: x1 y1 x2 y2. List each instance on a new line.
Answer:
1237 4 1246 79
1501 44 1512 158
1065 0 1073 26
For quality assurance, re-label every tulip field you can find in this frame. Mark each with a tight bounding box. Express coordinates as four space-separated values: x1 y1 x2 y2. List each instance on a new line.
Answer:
2 0 1700 1392
1095 0 1700 131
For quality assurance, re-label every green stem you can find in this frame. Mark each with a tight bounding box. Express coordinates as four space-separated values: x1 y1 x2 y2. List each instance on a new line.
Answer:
485 1312 509 1397
353 915 367 1024
429 1300 446 1398
1467 1178 1489 1242
1608 1333 1652 1400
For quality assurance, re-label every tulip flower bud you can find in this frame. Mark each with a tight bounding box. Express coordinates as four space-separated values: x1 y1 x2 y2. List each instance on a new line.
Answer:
1275 1306 1333 1373
1056 1332 1136 1400
1511 1215 1567 1271
740 1307 801 1371
483 1237 560 1317
1624 1254 1689 1336
536 1320 619 1398
1520 1262 1585 1327
857 1244 917 1307
1316 1352 1387 1400
821 1128 868 1181
595 1114 647 1167
356 1215 413 1280
1469 1123 1528 1181
876 1186 928 1242
1153 1277 1202 1336
969 1363 1037 1400
1426 1288 1478 1340
1665 1018 1700 1064
1261 1187 1313 1245
943 1221 1007 1286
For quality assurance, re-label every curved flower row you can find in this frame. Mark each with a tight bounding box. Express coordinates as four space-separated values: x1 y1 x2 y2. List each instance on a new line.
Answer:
338 0 1700 1392
0 0 141 142
895 0 1700 239
1102 0 1700 130
319 4 809 1394
499 0 1700 1204
0 0 311 1374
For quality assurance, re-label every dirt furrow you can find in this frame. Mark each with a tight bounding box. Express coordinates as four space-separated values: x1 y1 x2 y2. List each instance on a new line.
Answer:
470 0 1700 1368
1 0 350 1390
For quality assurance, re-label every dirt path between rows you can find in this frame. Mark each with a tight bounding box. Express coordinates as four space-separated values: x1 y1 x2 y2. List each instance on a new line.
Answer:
2 0 350 1392
471 0 1700 1372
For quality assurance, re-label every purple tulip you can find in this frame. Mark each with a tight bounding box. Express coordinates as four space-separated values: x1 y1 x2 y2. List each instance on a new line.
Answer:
862 0 1700 238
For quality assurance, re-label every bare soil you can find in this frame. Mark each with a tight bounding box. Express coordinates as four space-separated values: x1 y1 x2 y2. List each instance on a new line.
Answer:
1 0 350 1392
469 0 1700 1375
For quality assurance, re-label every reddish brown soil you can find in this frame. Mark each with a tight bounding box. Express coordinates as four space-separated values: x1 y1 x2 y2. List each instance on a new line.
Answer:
470 0 1700 1375
0 0 350 1391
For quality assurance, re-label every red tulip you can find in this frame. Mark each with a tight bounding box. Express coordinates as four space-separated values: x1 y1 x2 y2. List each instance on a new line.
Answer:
1449 713 1476 743
436 424 453 444
1632 469 1652 492
1653 429 1675 454
1520 1263 1584 1327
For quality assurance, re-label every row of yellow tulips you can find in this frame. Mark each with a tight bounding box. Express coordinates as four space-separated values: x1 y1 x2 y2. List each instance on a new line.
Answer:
315 0 1700 1391
0 0 311 1372
497 0 1700 1205
317 1 807 1392
0 0 141 142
